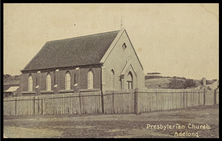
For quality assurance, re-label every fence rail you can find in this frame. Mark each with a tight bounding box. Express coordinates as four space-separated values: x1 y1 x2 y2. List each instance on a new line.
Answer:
4 88 218 116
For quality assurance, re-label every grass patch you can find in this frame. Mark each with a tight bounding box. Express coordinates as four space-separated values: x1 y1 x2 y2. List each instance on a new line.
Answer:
4 105 218 138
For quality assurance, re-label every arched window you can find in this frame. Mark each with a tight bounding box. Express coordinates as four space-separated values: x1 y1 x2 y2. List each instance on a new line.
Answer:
46 73 51 91
127 72 133 89
65 72 71 90
28 75 33 91
111 70 115 89
87 70 93 89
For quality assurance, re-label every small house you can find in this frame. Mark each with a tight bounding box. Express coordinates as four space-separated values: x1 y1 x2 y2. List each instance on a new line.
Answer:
3 84 19 97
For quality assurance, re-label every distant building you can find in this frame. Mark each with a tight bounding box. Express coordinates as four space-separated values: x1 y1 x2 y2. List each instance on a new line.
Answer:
205 80 219 90
195 77 219 90
146 72 161 77
3 84 19 98
145 72 161 80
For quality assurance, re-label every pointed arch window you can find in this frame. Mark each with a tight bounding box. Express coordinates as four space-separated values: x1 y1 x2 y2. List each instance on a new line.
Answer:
88 70 93 89
46 73 51 91
65 72 71 90
28 75 33 91
127 72 133 89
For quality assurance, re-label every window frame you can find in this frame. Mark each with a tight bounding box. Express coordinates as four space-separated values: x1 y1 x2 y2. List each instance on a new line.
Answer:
87 69 93 89
65 72 71 90
46 73 52 91
127 72 133 89
28 74 33 91
127 81 133 89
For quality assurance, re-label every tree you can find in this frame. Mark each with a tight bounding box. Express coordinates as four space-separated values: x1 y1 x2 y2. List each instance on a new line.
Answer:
168 78 185 89
14 75 20 81
168 78 196 89
183 79 196 89
4 74 11 79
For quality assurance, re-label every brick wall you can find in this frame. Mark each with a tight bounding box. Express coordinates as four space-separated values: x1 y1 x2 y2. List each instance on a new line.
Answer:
20 66 102 94
79 67 101 89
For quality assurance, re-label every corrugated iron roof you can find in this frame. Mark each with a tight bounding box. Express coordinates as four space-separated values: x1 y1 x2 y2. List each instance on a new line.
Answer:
5 86 19 92
4 84 19 91
22 30 120 71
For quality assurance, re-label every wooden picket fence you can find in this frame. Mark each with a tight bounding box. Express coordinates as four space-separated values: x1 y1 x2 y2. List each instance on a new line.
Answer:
102 89 205 114
4 88 216 116
103 90 135 114
3 91 102 116
215 88 219 104
137 89 205 113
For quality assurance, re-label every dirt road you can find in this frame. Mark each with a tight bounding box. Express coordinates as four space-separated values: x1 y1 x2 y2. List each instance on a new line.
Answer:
4 105 219 138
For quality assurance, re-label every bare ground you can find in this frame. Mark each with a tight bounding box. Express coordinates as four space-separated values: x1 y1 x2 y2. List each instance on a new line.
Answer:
3 104 219 138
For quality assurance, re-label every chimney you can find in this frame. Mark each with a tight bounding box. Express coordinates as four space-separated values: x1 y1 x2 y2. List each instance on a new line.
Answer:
202 77 206 86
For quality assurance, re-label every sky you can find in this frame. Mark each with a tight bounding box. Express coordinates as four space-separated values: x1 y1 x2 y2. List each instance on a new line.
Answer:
4 3 219 80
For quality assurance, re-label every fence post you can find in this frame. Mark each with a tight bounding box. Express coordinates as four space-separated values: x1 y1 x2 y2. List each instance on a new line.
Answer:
33 96 35 116
134 88 138 114
156 91 158 110
79 91 82 114
186 91 188 107
183 90 185 108
63 93 64 114
203 89 206 106
112 91 115 113
37 96 40 115
70 93 73 114
101 91 104 114
15 97 17 116
42 97 45 115
214 89 216 105
192 90 194 107
172 91 174 109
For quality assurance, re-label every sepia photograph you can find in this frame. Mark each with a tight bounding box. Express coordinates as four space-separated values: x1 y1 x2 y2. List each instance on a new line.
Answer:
3 3 219 138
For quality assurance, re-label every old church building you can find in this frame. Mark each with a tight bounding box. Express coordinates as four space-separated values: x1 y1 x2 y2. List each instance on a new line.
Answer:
19 28 145 96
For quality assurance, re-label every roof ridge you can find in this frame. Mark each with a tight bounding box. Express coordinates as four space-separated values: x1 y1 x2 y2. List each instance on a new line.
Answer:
47 29 121 43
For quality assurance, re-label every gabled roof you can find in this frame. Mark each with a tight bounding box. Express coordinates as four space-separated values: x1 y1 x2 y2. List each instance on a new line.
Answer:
22 30 120 71
100 29 144 70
